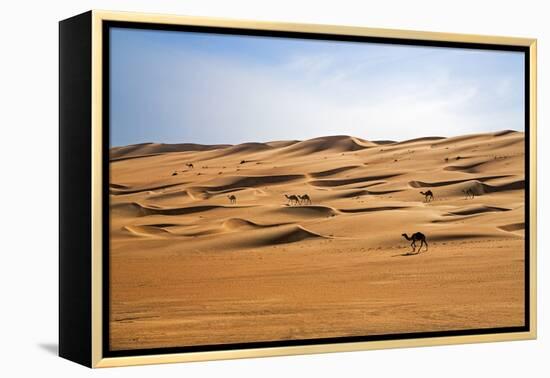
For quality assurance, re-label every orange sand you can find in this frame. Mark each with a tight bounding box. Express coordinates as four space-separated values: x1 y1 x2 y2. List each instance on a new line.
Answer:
109 131 525 350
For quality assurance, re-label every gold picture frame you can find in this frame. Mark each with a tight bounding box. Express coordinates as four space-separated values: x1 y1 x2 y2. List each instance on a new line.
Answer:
59 10 537 368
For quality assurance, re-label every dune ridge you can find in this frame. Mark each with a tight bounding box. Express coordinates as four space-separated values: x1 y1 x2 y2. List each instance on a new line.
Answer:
445 205 512 216
275 135 376 155
110 142 231 160
310 173 402 187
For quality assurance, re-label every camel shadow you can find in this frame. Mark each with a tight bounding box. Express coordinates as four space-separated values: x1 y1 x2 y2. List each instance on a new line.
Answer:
393 248 428 257
393 252 420 257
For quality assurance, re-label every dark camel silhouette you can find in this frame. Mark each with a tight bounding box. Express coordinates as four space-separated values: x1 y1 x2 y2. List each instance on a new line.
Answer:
186 163 194 169
227 195 237 204
298 194 311 205
463 188 475 199
402 232 428 254
420 190 434 202
285 194 300 206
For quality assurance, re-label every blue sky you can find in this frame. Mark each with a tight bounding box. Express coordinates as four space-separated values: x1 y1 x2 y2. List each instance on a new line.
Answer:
110 27 525 147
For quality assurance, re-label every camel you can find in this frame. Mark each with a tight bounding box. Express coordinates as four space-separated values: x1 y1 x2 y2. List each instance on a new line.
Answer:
186 163 194 169
227 195 237 204
401 232 428 254
463 188 475 199
298 194 311 205
420 190 434 202
285 194 300 206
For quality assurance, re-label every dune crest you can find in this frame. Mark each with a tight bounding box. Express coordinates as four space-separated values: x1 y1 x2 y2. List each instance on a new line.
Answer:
276 135 376 155
239 225 329 247
445 205 511 216
110 142 231 160
310 173 402 188
222 218 290 230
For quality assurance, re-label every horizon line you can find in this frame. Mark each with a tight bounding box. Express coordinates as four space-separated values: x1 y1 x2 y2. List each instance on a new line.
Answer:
110 129 523 149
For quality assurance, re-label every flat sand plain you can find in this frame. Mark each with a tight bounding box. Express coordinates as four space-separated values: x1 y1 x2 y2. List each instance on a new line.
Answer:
109 131 525 350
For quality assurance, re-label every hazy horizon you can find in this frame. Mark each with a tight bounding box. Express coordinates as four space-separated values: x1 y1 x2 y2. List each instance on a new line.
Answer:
110 28 525 147
110 129 525 149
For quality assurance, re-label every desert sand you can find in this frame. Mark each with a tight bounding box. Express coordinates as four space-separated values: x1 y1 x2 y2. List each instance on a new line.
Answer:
109 130 525 351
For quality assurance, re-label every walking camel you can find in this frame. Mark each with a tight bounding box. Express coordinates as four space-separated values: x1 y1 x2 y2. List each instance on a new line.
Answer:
401 232 428 254
285 194 300 206
186 163 194 169
299 194 311 205
420 190 434 202
227 195 237 204
463 188 475 199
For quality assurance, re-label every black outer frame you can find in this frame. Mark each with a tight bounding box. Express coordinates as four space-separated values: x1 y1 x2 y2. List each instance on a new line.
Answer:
59 12 531 368
59 11 93 367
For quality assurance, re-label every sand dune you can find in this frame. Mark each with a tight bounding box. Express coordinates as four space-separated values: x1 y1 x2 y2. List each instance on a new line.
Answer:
191 174 305 192
265 140 300 148
445 155 524 175
112 201 259 218
240 225 329 247
276 135 376 155
109 131 526 350
498 222 525 232
200 142 275 160
339 206 410 213
408 175 511 188
444 160 490 172
110 142 231 160
273 205 339 219
430 131 503 148
480 179 525 193
222 218 290 230
110 182 185 195
123 224 173 237
309 165 361 178
445 204 511 216
310 173 402 187
392 136 445 145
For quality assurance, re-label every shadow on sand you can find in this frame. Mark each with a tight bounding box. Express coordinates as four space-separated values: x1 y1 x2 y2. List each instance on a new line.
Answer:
392 251 422 257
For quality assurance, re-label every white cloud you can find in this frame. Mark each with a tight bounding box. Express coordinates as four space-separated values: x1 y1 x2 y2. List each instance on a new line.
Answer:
111 37 524 145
